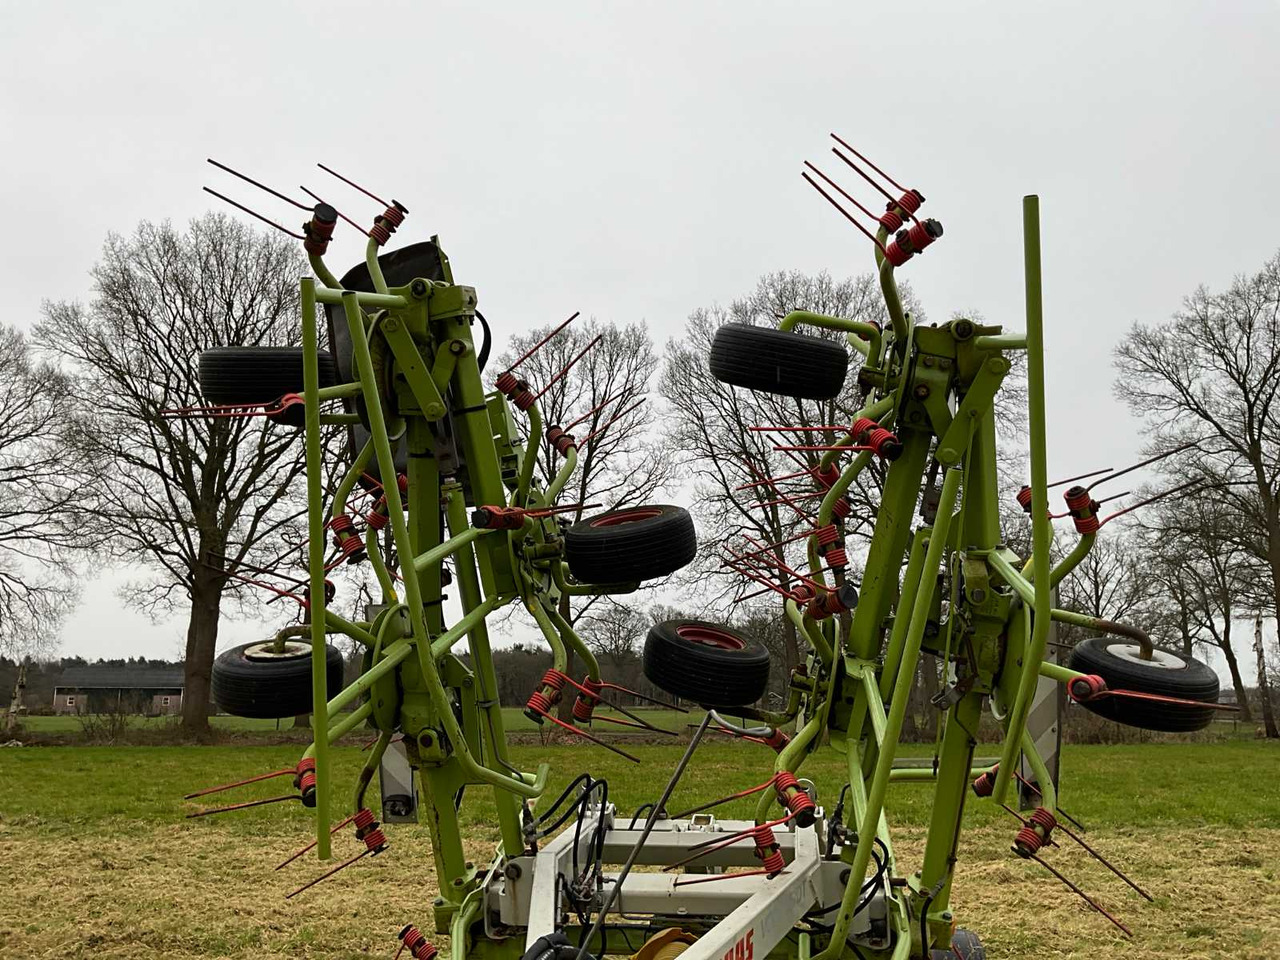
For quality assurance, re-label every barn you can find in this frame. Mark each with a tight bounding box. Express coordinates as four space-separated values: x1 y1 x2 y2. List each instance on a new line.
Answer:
51 665 184 715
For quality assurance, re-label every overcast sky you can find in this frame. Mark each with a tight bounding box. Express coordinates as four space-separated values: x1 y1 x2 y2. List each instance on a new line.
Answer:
2 2 1278 680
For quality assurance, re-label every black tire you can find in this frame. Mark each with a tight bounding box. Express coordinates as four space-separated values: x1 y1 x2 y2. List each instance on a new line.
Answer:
1068 637 1219 732
643 620 771 707
563 505 696 584
211 640 345 719
931 928 985 960
198 347 337 405
708 323 849 401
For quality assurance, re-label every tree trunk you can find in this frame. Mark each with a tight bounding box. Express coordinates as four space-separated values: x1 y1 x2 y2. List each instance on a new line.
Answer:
1254 616 1279 739
181 550 224 734
5 659 26 734
1217 641 1252 723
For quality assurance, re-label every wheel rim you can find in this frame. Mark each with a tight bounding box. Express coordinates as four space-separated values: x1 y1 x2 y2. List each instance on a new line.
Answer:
676 624 745 650
1103 643 1186 670
244 640 312 662
590 507 663 527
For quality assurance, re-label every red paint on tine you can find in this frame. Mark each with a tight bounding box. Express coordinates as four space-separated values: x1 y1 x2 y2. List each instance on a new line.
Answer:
202 188 306 239
563 389 627 432
533 333 603 401
734 466 817 490
581 399 645 447
316 162 392 208
501 312 580 376
1026 852 1132 937
1085 439 1202 493
829 134 909 195
802 161 882 223
207 158 312 210
801 172 891 257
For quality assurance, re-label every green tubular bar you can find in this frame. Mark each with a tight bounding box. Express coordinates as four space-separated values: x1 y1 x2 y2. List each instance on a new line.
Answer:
301 277 331 859
990 196 1053 805
340 292 546 800
542 444 578 505
812 465 962 960
302 701 376 761
779 309 883 365
1049 532 1096 587
444 488 525 855
512 403 543 507
785 599 833 666
542 600 602 681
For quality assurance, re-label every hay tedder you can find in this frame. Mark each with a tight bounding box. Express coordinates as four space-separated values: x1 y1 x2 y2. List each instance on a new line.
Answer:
182 140 1227 959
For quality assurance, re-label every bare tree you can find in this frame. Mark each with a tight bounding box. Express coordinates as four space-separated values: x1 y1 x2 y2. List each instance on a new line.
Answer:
1139 496 1262 718
38 214 313 733
0 326 82 732
1114 251 1280 654
0 326 80 655
1254 615 1280 738
1055 531 1160 644
660 270 910 669
499 318 671 544
495 318 671 712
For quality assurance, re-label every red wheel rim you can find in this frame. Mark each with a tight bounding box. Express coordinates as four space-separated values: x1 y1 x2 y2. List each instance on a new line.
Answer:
676 624 745 650
590 507 663 528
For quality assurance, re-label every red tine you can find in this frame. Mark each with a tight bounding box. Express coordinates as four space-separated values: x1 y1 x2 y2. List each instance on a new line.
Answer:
1085 439 1202 493
533 333 603 401
563 389 627 432
1026 852 1132 937
501 312 580 376
316 162 392 208
802 161 882 223
829 134 908 195
801 173 891 256
203 188 305 240
581 399 646 447
207 158 311 210
298 186 371 237
527 704 641 763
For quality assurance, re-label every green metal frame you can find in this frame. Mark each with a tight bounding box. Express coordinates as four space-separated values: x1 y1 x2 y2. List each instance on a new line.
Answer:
280 195 1118 960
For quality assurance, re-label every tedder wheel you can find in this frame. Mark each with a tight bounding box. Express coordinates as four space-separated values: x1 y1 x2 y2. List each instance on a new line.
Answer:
643 620 771 707
931 928 985 959
708 323 849 401
198 347 338 406
563 505 696 584
1067 637 1219 732
211 640 344 719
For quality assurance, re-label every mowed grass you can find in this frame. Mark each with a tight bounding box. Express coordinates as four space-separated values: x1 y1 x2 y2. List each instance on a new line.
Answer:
1 739 1278 959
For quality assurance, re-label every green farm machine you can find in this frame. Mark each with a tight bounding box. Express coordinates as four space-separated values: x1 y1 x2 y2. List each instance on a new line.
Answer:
183 139 1226 959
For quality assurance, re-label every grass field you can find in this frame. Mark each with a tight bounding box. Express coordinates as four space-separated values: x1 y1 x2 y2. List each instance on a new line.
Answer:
1 739 1277 959
13 707 695 737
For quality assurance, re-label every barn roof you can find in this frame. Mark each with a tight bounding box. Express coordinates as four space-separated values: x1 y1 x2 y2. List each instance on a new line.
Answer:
56 665 184 690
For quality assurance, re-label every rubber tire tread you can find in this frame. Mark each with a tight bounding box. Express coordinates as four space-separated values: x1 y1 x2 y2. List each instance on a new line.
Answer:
563 505 696 584
931 928 985 960
708 323 849 401
199 347 338 405
1068 637 1219 732
643 619 771 707
211 641 345 719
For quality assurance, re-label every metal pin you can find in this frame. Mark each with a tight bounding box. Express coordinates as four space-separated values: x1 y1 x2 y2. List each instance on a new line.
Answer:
1025 851 1132 937
801 172 891 256
316 162 394 209
501 312 580 376
202 188 305 239
207 158 311 210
